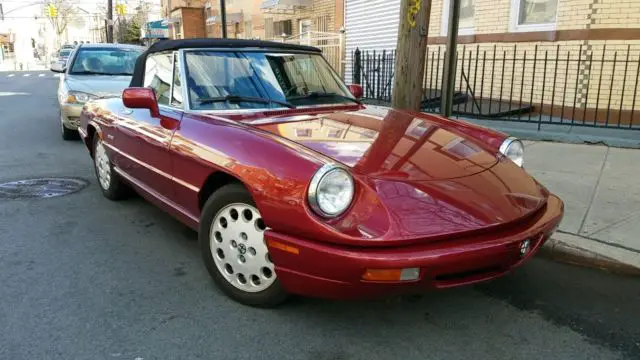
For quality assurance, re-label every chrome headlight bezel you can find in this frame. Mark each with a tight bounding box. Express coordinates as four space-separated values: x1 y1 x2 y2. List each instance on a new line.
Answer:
308 163 355 218
499 136 524 167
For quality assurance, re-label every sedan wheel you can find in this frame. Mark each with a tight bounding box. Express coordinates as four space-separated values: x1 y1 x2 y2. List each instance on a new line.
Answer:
200 183 287 307
94 140 112 191
210 203 275 293
92 135 129 200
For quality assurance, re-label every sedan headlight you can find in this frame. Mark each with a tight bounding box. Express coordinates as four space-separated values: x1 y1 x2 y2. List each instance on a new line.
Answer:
499 137 524 167
64 91 97 104
308 164 355 218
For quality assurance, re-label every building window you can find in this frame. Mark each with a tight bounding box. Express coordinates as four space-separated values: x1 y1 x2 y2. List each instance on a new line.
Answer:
265 18 274 39
244 21 252 39
441 0 475 36
300 19 312 35
273 20 292 37
510 0 558 32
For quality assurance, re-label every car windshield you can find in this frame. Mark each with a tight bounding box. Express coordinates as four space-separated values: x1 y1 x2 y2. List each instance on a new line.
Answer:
184 51 356 110
59 50 71 57
69 47 142 76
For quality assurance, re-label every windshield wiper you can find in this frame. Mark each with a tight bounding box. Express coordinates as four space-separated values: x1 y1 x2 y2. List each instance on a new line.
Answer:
289 92 361 105
69 71 114 76
197 95 295 109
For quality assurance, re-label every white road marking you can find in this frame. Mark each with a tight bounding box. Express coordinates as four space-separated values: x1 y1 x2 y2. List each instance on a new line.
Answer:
39 73 45 77
7 74 14 77
0 92 29 96
23 73 31 77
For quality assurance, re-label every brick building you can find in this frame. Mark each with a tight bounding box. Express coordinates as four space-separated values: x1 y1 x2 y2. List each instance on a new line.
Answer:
346 0 640 125
161 0 344 40
160 0 347 75
162 0 207 39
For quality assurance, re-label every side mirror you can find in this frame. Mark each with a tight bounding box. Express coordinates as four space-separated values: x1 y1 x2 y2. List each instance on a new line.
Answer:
50 62 65 73
348 84 363 100
122 87 160 118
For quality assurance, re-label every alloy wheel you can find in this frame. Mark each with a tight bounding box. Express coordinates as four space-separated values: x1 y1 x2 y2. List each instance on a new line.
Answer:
209 203 275 293
94 139 111 191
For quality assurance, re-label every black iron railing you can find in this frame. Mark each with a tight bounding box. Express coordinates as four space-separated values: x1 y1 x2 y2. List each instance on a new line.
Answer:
350 44 640 130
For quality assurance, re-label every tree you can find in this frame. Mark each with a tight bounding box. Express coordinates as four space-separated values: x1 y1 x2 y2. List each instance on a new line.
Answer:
119 18 142 44
43 0 79 47
391 0 432 111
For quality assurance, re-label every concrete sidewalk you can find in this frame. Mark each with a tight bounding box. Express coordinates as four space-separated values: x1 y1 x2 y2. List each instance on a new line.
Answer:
524 141 640 273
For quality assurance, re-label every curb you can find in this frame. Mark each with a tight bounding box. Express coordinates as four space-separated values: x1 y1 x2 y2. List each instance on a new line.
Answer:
539 232 640 276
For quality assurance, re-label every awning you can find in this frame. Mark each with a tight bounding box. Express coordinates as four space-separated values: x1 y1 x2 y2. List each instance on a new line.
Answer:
205 12 243 25
161 17 180 25
260 0 312 11
144 20 169 39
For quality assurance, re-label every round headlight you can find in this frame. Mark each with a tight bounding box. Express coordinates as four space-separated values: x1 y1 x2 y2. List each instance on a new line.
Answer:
499 137 524 167
308 164 355 218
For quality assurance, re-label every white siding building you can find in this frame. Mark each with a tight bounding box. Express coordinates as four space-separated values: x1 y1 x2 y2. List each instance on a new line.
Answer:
344 0 400 84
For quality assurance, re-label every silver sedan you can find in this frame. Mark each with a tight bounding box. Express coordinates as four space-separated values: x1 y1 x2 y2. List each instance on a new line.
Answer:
51 43 144 140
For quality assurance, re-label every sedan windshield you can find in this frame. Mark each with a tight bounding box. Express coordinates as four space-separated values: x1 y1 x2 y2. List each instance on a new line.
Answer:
59 49 71 58
69 47 142 76
184 51 356 110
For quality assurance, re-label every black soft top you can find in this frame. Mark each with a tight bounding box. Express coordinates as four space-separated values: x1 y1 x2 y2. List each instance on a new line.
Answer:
130 38 321 87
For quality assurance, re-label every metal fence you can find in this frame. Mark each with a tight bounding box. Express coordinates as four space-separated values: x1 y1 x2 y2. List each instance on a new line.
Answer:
351 44 640 130
271 31 346 78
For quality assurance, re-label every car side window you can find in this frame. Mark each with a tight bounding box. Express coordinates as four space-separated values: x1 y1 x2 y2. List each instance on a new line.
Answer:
171 52 183 107
143 53 173 106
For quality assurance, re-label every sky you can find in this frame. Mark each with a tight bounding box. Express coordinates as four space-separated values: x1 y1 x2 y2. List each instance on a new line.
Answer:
0 0 161 66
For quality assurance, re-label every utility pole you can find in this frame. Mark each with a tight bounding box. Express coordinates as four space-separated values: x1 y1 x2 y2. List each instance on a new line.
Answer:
391 0 431 111
220 0 227 38
107 0 113 43
440 0 460 117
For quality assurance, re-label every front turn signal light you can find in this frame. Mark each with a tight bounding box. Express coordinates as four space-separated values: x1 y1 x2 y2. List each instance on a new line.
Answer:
266 239 299 255
362 268 420 281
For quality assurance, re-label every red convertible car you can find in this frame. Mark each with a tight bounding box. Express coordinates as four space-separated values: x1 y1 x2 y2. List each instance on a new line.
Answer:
78 39 564 307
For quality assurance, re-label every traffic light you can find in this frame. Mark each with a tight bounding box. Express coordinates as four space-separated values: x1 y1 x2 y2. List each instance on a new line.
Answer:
44 3 57 18
115 3 127 16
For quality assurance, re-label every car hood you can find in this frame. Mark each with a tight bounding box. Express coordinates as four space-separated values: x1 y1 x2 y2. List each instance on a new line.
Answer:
245 106 548 243
250 106 501 182
65 75 132 98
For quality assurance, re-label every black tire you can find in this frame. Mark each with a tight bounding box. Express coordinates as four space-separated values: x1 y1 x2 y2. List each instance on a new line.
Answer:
61 111 78 141
61 125 77 141
199 183 288 308
92 135 130 201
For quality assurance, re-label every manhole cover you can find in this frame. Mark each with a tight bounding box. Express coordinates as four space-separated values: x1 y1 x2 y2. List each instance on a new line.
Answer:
0 177 89 200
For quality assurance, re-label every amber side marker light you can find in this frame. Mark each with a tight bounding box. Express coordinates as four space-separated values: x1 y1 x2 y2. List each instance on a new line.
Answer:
362 268 420 281
266 239 300 255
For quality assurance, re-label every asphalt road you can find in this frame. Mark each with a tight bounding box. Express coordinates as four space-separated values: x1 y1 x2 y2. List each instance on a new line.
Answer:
0 71 639 360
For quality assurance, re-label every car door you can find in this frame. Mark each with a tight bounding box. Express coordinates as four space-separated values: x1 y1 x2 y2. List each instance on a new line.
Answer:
115 51 182 200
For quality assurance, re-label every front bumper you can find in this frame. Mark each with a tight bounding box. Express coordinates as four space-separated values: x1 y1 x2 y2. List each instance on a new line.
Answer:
265 194 564 300
60 103 83 130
